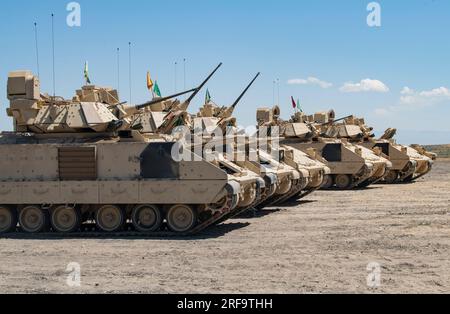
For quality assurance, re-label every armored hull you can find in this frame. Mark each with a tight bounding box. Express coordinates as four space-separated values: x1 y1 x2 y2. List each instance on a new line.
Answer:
0 133 240 235
282 145 331 194
360 140 418 183
281 139 374 189
0 69 243 236
330 117 434 183
192 113 303 209
256 107 388 190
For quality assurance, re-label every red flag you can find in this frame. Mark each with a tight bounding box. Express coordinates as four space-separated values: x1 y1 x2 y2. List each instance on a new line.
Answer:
291 96 297 109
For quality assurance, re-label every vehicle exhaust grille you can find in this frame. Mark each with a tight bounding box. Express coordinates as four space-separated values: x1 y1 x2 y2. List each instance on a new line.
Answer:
58 147 97 181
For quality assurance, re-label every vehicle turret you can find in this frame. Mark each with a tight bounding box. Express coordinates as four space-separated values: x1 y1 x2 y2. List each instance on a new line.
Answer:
6 71 197 135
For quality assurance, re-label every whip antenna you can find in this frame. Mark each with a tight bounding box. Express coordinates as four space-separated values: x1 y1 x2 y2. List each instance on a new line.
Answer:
117 48 120 95
51 13 56 97
183 58 186 100
277 78 280 105
272 80 276 106
174 61 178 93
34 22 40 78
128 42 132 103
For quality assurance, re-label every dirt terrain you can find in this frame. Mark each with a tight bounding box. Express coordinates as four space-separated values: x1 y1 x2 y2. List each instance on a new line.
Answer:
0 159 449 294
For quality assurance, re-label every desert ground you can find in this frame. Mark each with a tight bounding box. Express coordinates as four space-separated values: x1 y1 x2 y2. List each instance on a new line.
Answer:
0 159 449 294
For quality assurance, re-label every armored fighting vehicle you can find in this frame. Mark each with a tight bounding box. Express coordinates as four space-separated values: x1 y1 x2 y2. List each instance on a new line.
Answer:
195 117 303 209
256 106 330 197
312 111 392 186
122 65 263 215
195 78 305 207
329 116 434 183
257 107 390 189
0 70 243 235
410 144 437 162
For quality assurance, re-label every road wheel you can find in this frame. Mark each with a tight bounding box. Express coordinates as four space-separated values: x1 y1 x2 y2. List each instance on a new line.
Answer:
384 170 399 184
131 205 162 232
0 206 17 234
335 174 352 189
51 206 81 233
321 175 334 189
166 205 197 233
96 205 124 232
19 206 49 233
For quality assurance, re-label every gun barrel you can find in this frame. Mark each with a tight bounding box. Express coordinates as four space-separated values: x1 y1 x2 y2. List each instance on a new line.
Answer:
230 72 261 109
186 63 223 104
135 88 197 110
321 115 353 126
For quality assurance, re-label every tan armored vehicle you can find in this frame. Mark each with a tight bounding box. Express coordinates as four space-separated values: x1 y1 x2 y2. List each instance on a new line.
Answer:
192 74 308 208
132 72 278 212
410 144 437 161
257 106 330 196
330 116 434 183
313 111 392 186
125 65 263 215
0 70 243 235
257 107 389 189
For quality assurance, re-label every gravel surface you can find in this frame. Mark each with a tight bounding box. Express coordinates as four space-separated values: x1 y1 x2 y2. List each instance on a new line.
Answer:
1 159 449 294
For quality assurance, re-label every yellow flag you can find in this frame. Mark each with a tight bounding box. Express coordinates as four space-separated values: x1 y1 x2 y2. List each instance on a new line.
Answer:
146 71 154 91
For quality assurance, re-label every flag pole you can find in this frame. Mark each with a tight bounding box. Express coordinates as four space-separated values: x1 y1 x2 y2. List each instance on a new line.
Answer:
291 96 298 115
151 78 155 99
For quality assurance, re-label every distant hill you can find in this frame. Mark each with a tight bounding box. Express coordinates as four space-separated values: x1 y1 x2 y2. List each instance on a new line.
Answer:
423 145 450 158
375 130 450 146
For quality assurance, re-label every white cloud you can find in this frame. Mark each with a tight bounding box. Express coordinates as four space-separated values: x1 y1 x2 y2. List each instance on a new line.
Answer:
400 87 414 95
399 86 450 105
374 108 390 116
340 79 389 93
375 86 450 116
287 77 333 89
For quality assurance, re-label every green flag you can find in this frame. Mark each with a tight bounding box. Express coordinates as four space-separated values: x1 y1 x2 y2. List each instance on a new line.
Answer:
153 81 162 97
84 61 91 85
297 99 303 112
205 89 212 104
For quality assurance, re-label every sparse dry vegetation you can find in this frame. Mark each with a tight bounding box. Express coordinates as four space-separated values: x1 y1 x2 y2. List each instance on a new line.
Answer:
423 145 450 158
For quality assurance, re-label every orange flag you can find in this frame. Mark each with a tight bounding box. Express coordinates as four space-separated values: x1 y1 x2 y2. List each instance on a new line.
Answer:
146 71 154 91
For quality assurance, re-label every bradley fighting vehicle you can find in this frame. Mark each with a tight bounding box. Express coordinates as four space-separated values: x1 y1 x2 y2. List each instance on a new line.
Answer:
115 64 263 217
327 115 434 183
127 69 267 216
257 107 390 189
193 73 306 208
255 106 330 198
0 70 244 235
193 74 333 206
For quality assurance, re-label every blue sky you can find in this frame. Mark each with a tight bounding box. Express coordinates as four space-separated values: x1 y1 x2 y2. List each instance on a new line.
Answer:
0 0 449 144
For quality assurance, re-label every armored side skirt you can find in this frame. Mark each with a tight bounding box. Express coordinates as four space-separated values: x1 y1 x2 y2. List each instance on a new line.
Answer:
0 180 227 205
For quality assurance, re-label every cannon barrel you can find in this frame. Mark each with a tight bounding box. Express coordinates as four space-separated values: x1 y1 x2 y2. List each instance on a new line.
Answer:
214 72 260 119
185 63 223 105
135 88 197 110
230 72 260 110
321 115 354 126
